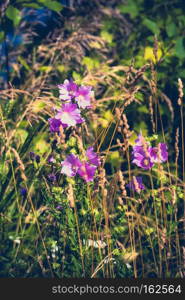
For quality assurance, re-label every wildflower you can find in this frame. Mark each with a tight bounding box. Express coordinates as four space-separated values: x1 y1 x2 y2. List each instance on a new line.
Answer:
132 133 154 170
56 205 63 211
132 133 150 156
132 151 154 170
20 187 27 198
126 176 145 193
58 79 78 101
132 133 168 168
29 151 35 161
159 143 168 162
134 133 149 147
61 154 82 177
75 85 93 109
48 117 63 132
77 162 97 182
149 143 168 163
47 173 56 182
86 146 100 167
55 103 84 127
47 155 56 163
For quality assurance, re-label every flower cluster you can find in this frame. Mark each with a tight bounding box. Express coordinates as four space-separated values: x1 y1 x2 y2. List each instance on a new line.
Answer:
132 133 168 170
48 79 99 183
127 133 168 193
49 79 93 132
61 147 100 182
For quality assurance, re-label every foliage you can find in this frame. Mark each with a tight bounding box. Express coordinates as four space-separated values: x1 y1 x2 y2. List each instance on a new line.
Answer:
0 0 185 278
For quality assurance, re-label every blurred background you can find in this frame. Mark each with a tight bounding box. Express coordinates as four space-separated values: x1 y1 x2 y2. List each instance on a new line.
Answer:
1 0 185 137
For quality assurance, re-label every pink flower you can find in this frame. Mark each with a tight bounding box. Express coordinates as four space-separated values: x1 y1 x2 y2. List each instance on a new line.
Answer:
131 133 168 169
75 85 93 109
61 154 82 177
149 143 168 163
55 103 84 127
77 162 97 182
48 118 64 132
132 151 154 170
86 147 100 166
58 79 78 101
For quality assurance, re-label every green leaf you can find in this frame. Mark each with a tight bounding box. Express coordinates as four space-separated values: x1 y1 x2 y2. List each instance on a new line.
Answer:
72 71 82 84
135 92 144 101
6 6 21 27
143 18 160 35
57 65 66 72
166 22 177 38
0 31 4 43
18 56 30 71
82 56 100 71
138 105 148 113
174 37 185 59
34 139 50 155
52 262 60 269
178 69 185 78
135 121 148 136
15 129 28 144
38 0 63 12
39 66 52 72
108 151 122 167
118 2 139 18
44 1 63 12
100 30 113 44
145 227 155 235
24 3 43 9
32 100 46 113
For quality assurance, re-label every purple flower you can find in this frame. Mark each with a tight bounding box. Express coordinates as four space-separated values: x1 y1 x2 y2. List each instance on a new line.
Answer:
132 146 154 170
61 147 99 182
132 134 154 170
56 205 63 211
61 154 82 177
58 79 78 101
29 151 35 161
148 147 158 162
77 162 97 182
47 155 56 163
20 187 27 198
134 133 149 147
159 143 168 162
48 173 57 182
29 152 40 163
132 152 154 170
75 85 93 109
149 143 168 163
131 133 169 175
55 103 84 127
126 177 145 193
139 156 154 169
132 133 150 155
48 118 63 132
132 145 146 157
86 147 100 167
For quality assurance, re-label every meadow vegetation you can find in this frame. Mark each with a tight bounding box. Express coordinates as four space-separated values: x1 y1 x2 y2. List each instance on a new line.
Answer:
0 0 185 278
